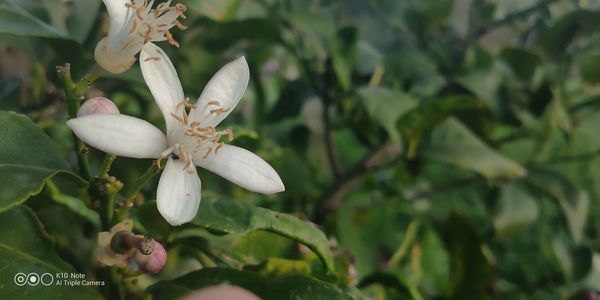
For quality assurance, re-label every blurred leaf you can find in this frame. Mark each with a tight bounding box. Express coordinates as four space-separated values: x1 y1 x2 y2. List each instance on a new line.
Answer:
358 272 412 299
0 2 67 38
419 226 450 294
441 213 493 300
147 268 352 300
0 2 82 62
527 170 589 244
267 80 314 123
245 257 312 277
551 239 592 282
359 86 416 148
0 111 85 213
578 54 600 83
194 18 281 49
67 0 101 43
331 27 358 91
494 184 539 238
499 48 541 81
0 205 102 299
421 118 526 180
396 96 485 158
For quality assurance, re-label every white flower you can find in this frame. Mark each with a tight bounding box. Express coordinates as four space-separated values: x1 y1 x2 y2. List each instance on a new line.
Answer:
95 0 187 73
67 47 285 226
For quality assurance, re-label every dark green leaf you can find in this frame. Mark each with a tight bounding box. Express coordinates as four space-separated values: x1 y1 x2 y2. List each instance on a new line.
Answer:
0 205 102 299
147 268 352 300
396 96 486 158
0 111 85 213
441 213 493 300
139 197 335 273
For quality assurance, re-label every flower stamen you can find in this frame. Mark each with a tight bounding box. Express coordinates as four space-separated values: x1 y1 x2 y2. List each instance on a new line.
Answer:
209 107 230 115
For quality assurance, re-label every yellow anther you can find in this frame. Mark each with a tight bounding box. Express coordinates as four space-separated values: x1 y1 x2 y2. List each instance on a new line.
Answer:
202 147 213 159
165 31 180 48
225 128 234 141
209 107 230 115
170 112 184 123
143 56 160 61
175 20 188 30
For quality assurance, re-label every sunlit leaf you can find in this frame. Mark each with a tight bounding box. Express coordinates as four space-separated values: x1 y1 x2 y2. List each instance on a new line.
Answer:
421 118 526 180
139 197 335 273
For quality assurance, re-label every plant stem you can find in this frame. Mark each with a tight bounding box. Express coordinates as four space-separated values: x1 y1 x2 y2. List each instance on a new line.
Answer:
58 64 103 182
58 63 93 181
124 161 164 199
98 155 117 180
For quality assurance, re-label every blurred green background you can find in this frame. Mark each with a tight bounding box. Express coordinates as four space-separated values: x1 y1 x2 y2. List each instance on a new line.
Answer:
3 0 600 299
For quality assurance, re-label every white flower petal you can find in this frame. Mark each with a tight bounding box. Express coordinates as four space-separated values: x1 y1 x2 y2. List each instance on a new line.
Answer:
67 114 167 158
140 43 185 137
103 0 130 38
189 57 250 127
192 144 284 194
157 158 201 226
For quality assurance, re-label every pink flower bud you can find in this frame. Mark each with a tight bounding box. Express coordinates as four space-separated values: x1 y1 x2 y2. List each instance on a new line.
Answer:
134 241 167 274
77 97 120 117
181 284 260 300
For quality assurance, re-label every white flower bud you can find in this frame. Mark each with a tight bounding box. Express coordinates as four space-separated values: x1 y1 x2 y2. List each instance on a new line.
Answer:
77 97 120 117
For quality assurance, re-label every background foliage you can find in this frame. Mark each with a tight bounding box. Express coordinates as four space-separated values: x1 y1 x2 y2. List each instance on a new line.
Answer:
2 0 600 299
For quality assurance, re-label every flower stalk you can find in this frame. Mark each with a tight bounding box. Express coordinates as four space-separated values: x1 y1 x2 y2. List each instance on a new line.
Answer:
124 160 164 200
58 64 92 181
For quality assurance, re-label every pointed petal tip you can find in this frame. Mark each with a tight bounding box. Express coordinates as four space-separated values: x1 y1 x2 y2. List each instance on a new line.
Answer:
231 56 249 72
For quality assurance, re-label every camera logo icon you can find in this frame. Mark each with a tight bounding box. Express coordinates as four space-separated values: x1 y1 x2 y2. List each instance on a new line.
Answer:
14 273 54 286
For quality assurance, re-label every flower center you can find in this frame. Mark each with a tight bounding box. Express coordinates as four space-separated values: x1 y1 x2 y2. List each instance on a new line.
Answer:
123 0 187 49
159 99 235 173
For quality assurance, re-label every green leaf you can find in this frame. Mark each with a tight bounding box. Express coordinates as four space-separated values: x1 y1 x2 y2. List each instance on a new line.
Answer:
45 180 100 229
499 48 541 81
0 111 85 213
358 86 417 148
494 184 539 238
67 0 101 43
397 96 485 158
526 170 589 244
192 198 335 273
441 213 493 300
578 54 600 83
139 197 335 273
147 268 352 300
421 118 527 180
0 205 102 299
0 3 82 62
0 3 68 39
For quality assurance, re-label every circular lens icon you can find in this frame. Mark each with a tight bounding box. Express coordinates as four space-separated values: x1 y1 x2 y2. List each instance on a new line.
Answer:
14 273 27 286
41 273 54 286
26 273 40 286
